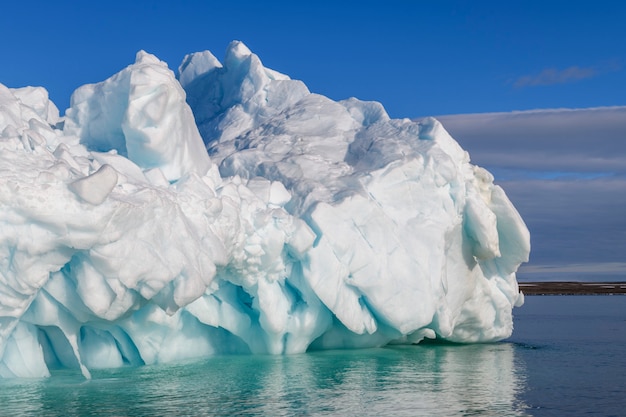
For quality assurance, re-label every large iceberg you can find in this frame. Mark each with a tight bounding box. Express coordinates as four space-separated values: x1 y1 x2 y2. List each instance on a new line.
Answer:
0 41 529 378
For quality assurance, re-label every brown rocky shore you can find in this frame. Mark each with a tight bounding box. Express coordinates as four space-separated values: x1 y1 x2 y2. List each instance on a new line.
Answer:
519 281 626 295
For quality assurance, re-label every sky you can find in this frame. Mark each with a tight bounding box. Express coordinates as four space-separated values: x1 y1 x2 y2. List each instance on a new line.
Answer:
2 0 625 117
438 108 626 281
1 1 625 281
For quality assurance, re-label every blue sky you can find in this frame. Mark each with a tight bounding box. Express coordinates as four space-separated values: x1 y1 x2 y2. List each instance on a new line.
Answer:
1 1 625 280
2 1 625 117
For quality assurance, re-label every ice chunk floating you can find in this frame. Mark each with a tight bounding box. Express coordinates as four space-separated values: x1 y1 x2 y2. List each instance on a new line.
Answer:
0 41 529 378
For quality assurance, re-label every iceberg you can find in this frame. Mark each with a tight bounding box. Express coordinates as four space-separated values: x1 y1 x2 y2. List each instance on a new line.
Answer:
0 41 529 378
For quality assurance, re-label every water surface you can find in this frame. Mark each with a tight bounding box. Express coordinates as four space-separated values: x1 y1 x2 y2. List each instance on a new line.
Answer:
508 295 626 416
1 296 623 416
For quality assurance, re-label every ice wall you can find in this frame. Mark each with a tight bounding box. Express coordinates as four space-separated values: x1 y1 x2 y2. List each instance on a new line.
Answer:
0 42 529 378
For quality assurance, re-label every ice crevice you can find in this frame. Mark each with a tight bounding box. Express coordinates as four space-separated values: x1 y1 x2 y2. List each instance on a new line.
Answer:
0 41 529 378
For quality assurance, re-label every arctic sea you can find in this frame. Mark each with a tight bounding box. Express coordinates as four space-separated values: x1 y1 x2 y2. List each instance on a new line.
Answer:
1 296 624 417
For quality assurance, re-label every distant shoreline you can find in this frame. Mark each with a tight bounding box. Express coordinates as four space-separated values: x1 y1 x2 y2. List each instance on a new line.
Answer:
519 282 626 295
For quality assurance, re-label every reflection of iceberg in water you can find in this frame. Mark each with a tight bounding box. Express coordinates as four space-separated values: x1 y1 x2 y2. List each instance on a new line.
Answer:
0 344 528 416
251 344 529 416
429 343 528 415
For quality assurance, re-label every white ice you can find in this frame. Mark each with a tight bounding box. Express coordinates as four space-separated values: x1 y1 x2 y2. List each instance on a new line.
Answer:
0 41 529 378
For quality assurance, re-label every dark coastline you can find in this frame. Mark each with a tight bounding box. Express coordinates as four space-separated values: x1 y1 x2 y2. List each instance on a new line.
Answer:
519 282 626 295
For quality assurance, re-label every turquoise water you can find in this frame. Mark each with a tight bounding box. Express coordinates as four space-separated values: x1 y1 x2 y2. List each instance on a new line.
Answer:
1 296 623 416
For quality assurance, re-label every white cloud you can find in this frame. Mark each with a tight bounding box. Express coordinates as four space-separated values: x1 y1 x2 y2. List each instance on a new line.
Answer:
513 66 597 87
511 62 621 88
436 107 626 175
518 263 626 281
520 262 626 274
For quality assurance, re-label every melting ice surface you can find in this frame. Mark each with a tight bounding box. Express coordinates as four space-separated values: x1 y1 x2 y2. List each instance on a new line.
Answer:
0 41 529 378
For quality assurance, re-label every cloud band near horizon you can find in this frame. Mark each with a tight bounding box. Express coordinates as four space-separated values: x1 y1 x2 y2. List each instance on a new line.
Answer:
434 107 626 282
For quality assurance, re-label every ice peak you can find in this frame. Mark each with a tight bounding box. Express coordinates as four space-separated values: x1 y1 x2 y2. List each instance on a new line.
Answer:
134 50 162 66
178 50 222 88
64 48 211 181
224 40 253 67
181 41 310 144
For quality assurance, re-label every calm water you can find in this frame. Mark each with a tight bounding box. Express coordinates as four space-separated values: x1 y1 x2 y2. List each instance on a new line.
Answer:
0 296 624 416
508 295 626 416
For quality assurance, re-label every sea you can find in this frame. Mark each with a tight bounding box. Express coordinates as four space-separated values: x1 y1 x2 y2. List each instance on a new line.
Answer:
0 295 624 416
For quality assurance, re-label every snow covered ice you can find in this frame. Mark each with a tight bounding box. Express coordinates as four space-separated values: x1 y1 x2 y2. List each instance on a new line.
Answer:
0 41 529 378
